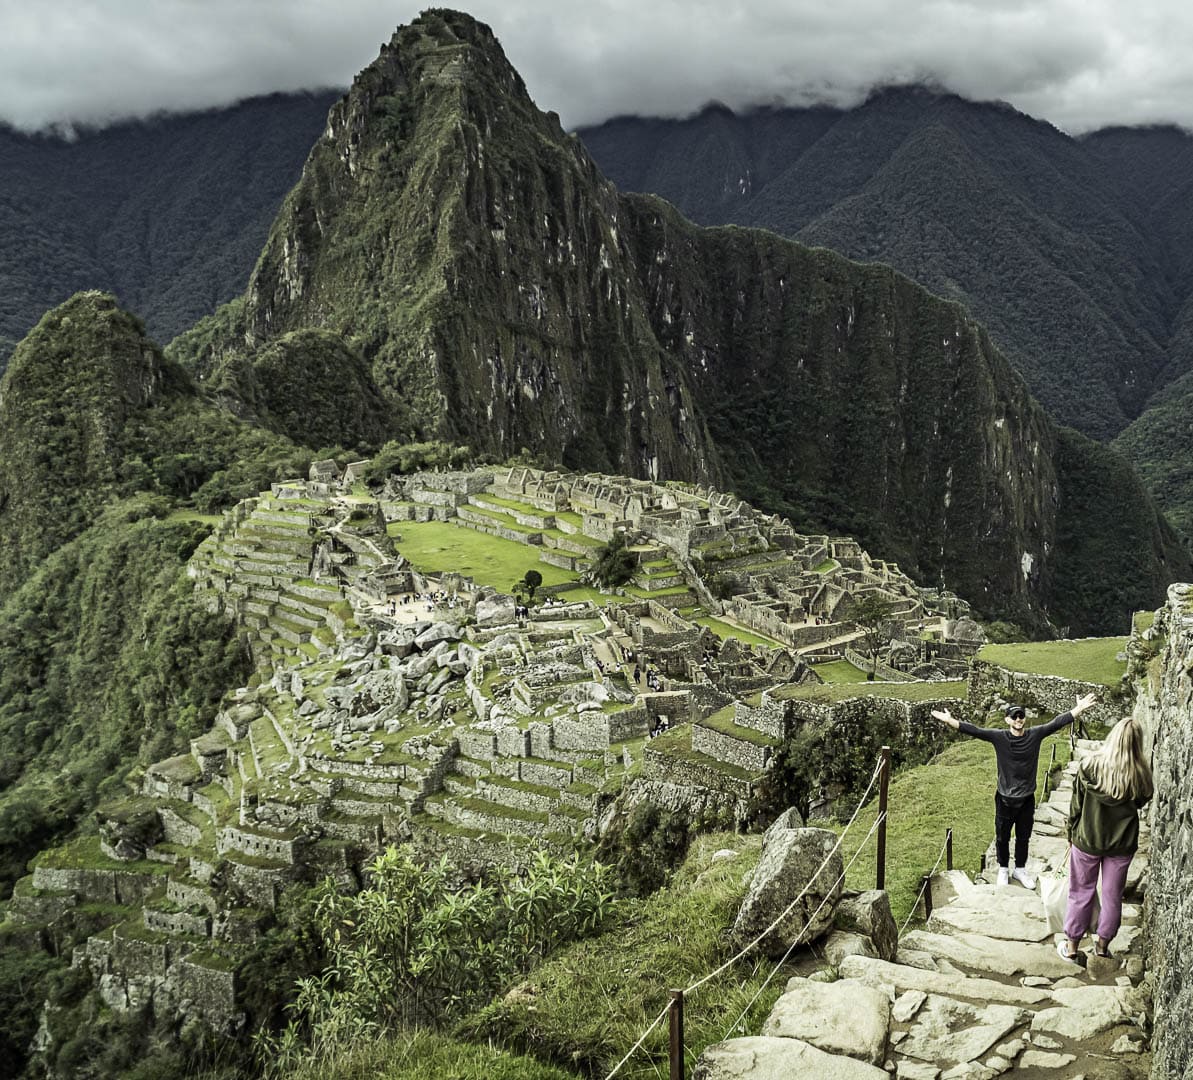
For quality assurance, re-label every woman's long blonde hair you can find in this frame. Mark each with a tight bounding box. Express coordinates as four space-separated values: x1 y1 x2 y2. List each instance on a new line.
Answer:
1083 715 1153 802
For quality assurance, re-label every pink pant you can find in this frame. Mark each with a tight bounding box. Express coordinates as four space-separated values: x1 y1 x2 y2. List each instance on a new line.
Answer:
1064 845 1133 943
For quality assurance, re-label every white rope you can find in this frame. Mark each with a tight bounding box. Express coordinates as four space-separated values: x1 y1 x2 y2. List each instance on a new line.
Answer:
723 810 887 1038
602 1001 671 1080
605 754 887 1078
898 833 951 937
683 757 885 997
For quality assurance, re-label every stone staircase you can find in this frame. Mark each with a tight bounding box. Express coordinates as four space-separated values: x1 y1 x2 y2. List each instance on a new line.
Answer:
696 740 1152 1079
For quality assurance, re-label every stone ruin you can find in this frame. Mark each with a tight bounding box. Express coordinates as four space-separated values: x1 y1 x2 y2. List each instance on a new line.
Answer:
6 464 978 1043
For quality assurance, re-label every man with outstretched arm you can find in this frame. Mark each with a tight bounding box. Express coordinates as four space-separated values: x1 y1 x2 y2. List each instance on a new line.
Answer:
931 693 1097 888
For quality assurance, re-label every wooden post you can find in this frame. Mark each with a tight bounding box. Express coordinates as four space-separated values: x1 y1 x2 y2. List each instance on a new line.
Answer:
669 989 685 1080
876 746 892 890
946 827 953 871
922 873 934 919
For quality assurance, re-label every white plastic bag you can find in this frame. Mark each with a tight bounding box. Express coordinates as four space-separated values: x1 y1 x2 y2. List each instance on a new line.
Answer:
1040 870 1069 934
1040 851 1100 936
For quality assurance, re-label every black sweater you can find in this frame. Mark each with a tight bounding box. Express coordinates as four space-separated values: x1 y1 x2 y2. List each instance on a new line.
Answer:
957 712 1075 800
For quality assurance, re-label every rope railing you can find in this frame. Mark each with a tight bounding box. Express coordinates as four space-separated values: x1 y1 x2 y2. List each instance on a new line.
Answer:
722 808 888 1040
898 830 952 937
604 753 889 1080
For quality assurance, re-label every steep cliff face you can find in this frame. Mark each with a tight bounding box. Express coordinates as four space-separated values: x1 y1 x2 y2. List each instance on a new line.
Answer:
1136 583 1193 1078
165 10 1188 631
622 196 1059 622
173 10 715 479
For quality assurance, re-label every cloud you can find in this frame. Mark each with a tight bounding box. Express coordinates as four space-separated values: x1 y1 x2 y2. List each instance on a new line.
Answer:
1 0 1192 134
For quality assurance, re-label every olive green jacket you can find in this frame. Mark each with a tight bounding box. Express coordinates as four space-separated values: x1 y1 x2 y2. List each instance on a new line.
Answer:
1067 765 1148 857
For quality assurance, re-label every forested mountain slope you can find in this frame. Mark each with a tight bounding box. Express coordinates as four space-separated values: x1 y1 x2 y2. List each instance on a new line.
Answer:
580 95 1193 534
0 91 338 365
167 10 1188 633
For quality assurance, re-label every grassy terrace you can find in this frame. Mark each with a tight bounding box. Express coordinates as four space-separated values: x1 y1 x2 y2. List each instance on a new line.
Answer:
695 615 784 649
812 659 871 683
32 834 171 876
387 519 580 591
977 637 1128 687
473 493 551 515
698 706 781 748
771 680 968 704
648 725 759 781
1133 610 1156 633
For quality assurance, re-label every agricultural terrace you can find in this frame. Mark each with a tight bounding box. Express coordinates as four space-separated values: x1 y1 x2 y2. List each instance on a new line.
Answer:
976 637 1128 687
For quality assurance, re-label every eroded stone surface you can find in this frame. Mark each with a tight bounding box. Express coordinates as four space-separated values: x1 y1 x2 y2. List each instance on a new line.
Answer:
896 995 1024 1067
764 976 890 1065
691 1036 889 1080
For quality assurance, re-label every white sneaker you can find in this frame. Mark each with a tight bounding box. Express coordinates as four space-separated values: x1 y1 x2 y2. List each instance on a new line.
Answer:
996 866 1010 887
1012 867 1037 889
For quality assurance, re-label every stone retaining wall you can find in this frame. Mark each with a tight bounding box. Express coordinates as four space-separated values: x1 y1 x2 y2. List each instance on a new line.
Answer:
692 723 772 772
144 908 210 937
216 826 301 863
967 659 1122 728
32 866 161 905
642 747 757 803
1139 585 1193 1079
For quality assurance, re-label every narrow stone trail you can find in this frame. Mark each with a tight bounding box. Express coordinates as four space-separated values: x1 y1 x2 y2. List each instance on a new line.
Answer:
696 738 1151 1079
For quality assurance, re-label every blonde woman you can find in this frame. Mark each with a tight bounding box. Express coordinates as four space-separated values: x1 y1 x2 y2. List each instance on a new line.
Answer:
1059 715 1152 962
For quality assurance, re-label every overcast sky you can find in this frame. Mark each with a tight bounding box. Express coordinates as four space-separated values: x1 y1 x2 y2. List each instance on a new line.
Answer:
3 0 1192 135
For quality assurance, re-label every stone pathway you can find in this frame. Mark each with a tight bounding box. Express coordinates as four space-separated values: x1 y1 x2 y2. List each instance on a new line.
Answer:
695 740 1151 1079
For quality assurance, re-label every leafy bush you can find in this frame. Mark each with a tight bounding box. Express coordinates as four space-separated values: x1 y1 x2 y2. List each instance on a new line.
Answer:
257 846 616 1076
590 532 635 587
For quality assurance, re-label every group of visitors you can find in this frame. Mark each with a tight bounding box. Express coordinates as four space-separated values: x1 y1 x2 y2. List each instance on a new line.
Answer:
931 694 1151 965
384 588 462 617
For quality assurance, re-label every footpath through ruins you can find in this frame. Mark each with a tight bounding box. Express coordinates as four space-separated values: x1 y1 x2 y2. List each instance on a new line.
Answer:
692 734 1151 1080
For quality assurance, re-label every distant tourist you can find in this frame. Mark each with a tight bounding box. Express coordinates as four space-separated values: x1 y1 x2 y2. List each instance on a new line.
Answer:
1057 715 1152 963
931 693 1097 888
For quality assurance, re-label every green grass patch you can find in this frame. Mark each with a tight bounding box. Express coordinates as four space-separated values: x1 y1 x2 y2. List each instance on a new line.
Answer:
695 616 784 648
698 707 782 748
277 1028 581 1080
624 584 693 599
977 638 1127 686
771 680 968 703
648 726 758 782
387 519 580 591
461 834 777 1080
812 558 838 573
1132 610 1156 634
832 733 1072 922
32 835 170 876
812 659 871 683
472 493 551 516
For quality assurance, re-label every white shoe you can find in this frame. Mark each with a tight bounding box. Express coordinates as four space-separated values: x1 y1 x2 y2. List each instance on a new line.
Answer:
1012 867 1037 889
996 867 1010 887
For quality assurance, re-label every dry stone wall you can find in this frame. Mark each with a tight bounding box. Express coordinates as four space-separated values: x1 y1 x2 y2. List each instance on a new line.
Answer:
1139 584 1193 1079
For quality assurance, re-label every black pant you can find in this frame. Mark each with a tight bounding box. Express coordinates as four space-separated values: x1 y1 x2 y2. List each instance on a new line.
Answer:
994 793 1034 868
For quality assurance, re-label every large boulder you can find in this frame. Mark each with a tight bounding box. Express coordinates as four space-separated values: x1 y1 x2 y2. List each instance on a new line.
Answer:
762 976 890 1064
731 827 842 957
476 597 517 626
762 807 805 846
415 621 462 649
379 626 418 657
835 890 899 962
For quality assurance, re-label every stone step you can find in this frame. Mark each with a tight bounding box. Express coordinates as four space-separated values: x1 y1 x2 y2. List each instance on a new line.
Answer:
837 955 1052 1009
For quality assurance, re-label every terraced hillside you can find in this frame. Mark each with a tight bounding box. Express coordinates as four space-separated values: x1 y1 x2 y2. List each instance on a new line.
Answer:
5 464 988 1047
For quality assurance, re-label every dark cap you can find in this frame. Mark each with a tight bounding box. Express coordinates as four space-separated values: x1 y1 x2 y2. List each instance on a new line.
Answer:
1003 705 1026 721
